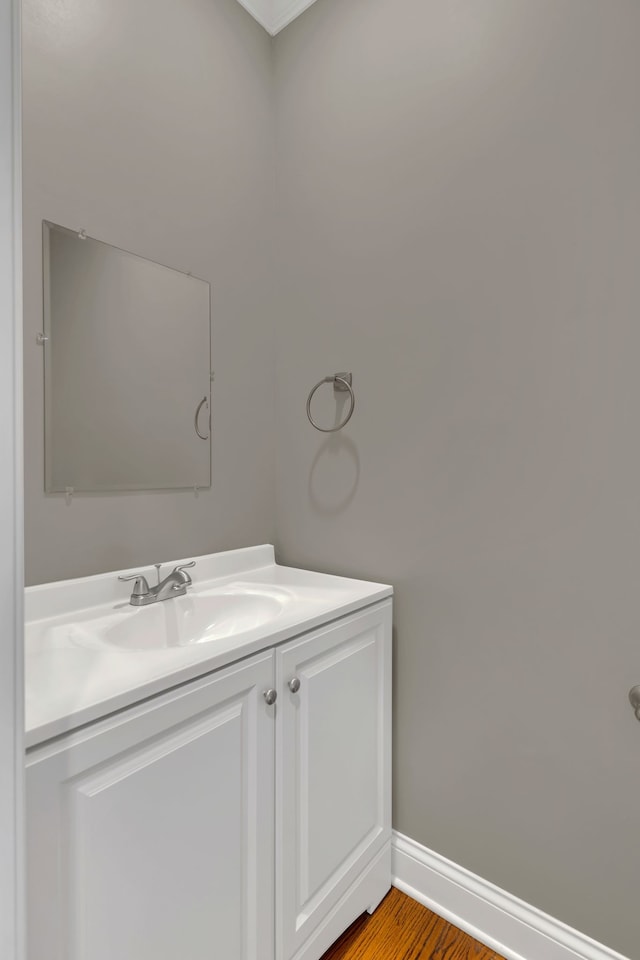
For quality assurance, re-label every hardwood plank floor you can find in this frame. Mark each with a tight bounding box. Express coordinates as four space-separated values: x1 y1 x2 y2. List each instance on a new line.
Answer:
320 887 506 960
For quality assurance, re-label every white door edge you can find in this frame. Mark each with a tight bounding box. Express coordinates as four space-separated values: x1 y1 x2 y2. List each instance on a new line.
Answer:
0 0 24 958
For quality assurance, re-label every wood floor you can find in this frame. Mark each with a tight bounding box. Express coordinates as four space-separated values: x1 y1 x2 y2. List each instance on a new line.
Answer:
320 887 506 960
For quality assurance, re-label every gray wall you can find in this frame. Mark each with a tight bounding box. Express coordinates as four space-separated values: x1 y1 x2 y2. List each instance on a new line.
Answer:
22 0 640 953
274 1 640 955
22 0 276 584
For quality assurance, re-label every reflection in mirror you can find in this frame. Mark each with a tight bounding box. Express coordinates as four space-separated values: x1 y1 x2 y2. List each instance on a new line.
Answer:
43 222 212 493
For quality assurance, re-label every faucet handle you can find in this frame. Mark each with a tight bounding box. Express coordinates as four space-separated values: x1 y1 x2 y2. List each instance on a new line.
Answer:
173 561 196 585
118 573 151 597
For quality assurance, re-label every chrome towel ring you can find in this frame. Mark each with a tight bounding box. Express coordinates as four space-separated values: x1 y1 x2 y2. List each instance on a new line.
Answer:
306 372 355 433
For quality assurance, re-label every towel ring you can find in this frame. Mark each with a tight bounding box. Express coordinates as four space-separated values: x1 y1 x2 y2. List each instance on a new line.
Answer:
306 373 355 433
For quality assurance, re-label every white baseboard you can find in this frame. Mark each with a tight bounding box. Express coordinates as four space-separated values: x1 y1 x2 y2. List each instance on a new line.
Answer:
392 831 630 960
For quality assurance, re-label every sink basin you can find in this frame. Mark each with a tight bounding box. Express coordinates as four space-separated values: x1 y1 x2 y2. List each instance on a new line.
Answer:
72 589 286 651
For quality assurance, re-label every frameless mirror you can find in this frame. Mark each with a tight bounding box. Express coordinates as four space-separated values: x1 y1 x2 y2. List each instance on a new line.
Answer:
43 221 212 493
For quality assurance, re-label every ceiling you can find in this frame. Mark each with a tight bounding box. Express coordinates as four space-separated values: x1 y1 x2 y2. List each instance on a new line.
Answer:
235 0 320 35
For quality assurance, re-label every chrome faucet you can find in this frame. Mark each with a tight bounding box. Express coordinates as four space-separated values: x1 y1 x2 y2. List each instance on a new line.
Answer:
119 561 196 606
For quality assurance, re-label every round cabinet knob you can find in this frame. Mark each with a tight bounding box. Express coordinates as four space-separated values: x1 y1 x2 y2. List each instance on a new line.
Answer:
263 689 278 706
288 677 301 694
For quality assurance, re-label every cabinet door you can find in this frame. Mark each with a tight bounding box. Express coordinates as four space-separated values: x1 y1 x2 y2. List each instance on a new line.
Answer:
26 652 275 960
276 601 392 960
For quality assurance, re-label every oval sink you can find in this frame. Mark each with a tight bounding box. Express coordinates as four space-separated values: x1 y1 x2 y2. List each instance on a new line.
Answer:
101 592 284 650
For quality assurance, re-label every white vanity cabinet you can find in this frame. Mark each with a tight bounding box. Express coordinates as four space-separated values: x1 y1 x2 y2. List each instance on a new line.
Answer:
26 597 392 960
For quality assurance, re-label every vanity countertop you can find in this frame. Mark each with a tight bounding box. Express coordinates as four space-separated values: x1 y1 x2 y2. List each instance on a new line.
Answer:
25 545 392 749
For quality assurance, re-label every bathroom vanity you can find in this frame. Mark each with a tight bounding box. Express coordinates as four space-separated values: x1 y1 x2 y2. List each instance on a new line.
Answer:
25 546 392 960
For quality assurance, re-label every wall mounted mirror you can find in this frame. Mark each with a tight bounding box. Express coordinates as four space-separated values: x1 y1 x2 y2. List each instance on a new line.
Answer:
42 221 212 493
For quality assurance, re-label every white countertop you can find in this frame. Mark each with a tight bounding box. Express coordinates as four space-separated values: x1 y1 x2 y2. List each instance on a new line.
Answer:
25 545 392 748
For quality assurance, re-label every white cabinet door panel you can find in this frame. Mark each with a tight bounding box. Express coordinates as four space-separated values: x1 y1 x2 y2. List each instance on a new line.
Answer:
304 633 379 899
27 653 275 960
276 602 391 960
